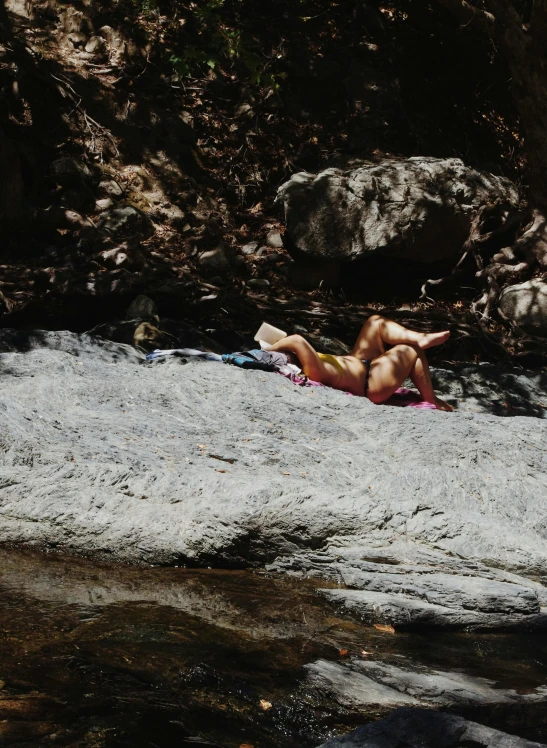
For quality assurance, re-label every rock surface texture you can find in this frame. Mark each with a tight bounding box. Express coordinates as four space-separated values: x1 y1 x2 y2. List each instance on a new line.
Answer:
1 330 547 632
316 707 547 747
276 157 519 263
307 657 547 709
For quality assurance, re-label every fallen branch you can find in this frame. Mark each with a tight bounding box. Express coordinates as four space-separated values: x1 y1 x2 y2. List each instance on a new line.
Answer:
50 73 120 157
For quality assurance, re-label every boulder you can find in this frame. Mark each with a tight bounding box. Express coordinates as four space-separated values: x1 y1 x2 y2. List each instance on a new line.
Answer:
499 279 547 331
316 707 547 747
276 157 520 264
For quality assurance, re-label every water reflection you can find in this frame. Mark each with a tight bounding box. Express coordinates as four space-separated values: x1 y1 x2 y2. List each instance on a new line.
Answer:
0 549 546 746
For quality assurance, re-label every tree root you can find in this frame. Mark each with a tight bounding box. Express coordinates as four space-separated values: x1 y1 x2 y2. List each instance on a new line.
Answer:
420 201 523 301
472 208 547 321
418 201 547 359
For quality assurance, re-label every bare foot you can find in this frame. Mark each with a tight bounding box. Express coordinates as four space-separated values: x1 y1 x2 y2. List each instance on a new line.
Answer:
418 330 450 350
433 397 454 412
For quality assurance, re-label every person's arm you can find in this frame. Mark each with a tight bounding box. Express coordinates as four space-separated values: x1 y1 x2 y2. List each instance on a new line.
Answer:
269 334 327 382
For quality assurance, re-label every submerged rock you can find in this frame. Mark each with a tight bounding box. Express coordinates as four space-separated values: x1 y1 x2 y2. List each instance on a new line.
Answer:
0 329 547 634
277 157 519 264
307 658 547 709
316 707 547 747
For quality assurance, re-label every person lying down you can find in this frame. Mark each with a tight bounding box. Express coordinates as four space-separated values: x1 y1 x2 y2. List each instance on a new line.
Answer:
265 314 454 412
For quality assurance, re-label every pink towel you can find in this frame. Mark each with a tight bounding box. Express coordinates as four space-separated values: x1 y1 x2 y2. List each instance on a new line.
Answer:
282 373 437 409
384 387 437 409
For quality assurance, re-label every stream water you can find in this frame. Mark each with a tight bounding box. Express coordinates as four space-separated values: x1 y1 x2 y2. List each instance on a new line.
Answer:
1 548 547 747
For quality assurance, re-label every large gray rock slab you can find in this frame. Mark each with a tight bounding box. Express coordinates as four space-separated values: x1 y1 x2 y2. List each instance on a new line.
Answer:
499 279 547 332
316 707 547 747
272 543 547 630
430 363 547 419
276 157 519 263
320 587 547 631
1 329 547 633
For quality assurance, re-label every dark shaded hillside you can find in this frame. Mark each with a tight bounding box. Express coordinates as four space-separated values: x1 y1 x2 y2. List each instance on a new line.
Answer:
0 0 530 362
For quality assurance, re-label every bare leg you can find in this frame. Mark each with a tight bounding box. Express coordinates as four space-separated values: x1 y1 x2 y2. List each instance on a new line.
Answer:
351 315 450 359
409 348 453 411
367 344 453 411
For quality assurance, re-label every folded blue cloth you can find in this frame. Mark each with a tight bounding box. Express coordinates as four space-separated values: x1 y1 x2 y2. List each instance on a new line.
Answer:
146 348 223 363
222 349 288 371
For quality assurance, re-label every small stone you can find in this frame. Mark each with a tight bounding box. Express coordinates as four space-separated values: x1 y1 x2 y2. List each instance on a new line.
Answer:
64 210 85 227
255 246 268 257
266 253 283 264
97 245 145 271
68 32 87 47
180 110 194 128
44 246 60 260
234 102 253 119
85 35 107 54
98 25 125 53
231 255 247 269
133 321 163 350
266 231 284 249
96 198 113 211
76 237 90 251
248 278 270 289
51 157 92 186
126 294 159 321
98 180 123 198
210 276 224 286
97 204 154 239
241 242 258 256
198 244 229 274
61 7 86 33
62 187 92 212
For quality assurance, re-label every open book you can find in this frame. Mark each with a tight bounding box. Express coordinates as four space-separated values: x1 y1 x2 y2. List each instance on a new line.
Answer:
254 322 287 350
